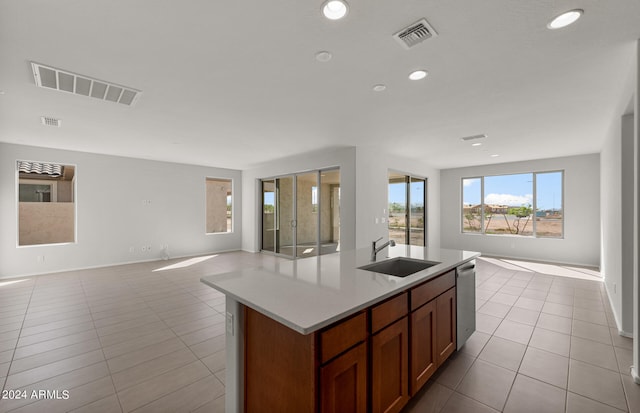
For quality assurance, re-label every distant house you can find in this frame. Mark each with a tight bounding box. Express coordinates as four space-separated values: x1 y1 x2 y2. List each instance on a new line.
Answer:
463 204 511 215
486 204 509 214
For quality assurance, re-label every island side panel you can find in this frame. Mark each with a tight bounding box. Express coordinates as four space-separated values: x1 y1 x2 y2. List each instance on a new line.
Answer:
245 307 318 412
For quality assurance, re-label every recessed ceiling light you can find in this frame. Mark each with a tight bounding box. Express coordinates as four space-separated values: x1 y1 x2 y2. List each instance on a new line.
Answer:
372 84 387 92
408 70 428 80
315 51 333 62
547 9 583 29
471 142 482 147
322 0 349 20
490 154 500 157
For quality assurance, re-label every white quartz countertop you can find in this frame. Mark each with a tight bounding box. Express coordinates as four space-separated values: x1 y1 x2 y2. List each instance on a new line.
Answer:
200 245 480 335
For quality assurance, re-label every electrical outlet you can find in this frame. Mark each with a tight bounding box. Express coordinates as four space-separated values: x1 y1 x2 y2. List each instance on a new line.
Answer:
146 245 151 252
226 312 234 335
36 255 45 263
129 246 135 253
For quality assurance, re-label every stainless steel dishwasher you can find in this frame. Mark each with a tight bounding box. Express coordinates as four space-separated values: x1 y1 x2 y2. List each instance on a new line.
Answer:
456 260 476 350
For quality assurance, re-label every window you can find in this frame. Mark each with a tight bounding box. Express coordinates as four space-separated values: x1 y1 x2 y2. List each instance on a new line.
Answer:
535 171 563 238
462 178 482 233
389 172 426 246
206 178 232 233
461 171 563 238
17 160 76 246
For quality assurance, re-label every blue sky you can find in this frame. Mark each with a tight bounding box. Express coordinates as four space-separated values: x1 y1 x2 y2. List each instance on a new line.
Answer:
388 181 425 206
463 172 562 210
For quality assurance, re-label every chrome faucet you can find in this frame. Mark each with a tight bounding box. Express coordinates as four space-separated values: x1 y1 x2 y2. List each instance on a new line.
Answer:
371 237 396 261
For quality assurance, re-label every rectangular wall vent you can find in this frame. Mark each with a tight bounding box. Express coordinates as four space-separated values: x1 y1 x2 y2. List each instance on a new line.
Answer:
30 62 141 106
393 18 438 50
41 116 62 127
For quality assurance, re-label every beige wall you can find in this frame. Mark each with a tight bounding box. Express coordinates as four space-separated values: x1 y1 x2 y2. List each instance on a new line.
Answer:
57 180 73 202
206 179 231 233
19 202 74 245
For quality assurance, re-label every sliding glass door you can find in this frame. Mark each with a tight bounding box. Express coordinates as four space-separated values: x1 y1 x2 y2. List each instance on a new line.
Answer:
261 168 340 258
261 180 276 253
261 177 294 257
388 172 426 246
409 177 425 246
295 172 318 257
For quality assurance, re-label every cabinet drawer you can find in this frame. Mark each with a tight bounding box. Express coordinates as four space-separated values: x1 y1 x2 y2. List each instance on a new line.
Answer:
371 292 408 334
321 312 367 363
411 270 455 311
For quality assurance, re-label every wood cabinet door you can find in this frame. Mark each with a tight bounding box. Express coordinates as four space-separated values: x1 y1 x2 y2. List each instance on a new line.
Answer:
436 287 457 365
410 300 437 395
371 317 410 413
320 342 367 413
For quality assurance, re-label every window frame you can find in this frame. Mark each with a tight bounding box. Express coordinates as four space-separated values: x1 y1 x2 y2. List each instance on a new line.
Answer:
16 159 77 248
460 170 564 239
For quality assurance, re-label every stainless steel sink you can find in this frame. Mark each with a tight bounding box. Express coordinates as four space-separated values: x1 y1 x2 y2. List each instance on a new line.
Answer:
358 257 440 277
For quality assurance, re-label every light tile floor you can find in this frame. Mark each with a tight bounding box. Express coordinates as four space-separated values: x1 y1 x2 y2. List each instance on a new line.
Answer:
0 253 638 412
405 256 639 413
0 252 283 413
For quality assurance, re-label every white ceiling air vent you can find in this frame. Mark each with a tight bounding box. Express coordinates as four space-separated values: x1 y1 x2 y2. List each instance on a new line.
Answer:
461 134 487 142
30 62 141 106
393 18 438 50
41 116 62 127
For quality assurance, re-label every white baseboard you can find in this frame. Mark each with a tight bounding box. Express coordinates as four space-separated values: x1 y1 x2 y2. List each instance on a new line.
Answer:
632 367 640 384
602 281 631 335
0 248 242 280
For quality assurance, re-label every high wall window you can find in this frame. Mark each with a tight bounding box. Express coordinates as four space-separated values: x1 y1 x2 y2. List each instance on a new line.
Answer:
389 172 426 246
17 160 76 246
206 178 232 233
462 171 563 238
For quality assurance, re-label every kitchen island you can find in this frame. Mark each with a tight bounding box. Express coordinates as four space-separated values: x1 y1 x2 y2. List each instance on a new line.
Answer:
201 245 480 412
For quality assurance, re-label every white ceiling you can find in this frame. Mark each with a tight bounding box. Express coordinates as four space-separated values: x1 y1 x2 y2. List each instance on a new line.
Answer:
1 0 639 170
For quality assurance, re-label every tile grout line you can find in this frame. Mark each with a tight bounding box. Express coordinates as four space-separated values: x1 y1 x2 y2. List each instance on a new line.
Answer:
1 277 36 395
108 273 220 412
81 275 125 413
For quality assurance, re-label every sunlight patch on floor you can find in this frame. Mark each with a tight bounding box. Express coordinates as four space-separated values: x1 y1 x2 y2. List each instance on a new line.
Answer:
0 278 29 288
501 259 601 281
153 255 218 272
480 256 534 272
